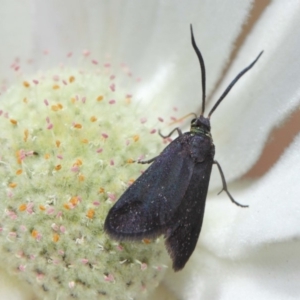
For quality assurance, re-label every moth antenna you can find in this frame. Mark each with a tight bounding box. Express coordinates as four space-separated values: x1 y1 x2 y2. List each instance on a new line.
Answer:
208 51 263 118
190 24 206 115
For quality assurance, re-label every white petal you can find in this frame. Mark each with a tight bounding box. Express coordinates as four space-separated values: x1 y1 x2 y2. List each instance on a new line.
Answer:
0 1 34 80
165 244 300 300
209 1 300 187
204 131 300 257
27 1 253 112
0 268 36 300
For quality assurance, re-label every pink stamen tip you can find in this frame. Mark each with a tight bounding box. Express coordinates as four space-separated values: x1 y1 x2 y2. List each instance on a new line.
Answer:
140 117 147 124
110 159 114 166
47 123 53 130
116 245 123 251
67 52 73 57
158 117 164 122
57 155 63 159
20 225 27 232
71 166 79 172
19 265 26 272
53 75 60 81
58 250 65 255
82 50 90 57
109 99 116 104
51 224 59 231
108 193 116 201
92 59 98 65
62 80 67 85
104 63 111 68
93 201 100 206
60 226 66 233
104 274 114 282
44 99 49 106
47 208 55 215
33 79 39 85
110 84 115 92
150 129 156 134
56 211 63 218
102 133 108 139
171 117 177 121
110 75 115 80
81 259 89 264
96 148 103 153
82 97 86 103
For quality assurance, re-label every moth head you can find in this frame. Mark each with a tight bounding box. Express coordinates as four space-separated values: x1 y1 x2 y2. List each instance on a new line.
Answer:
191 115 211 133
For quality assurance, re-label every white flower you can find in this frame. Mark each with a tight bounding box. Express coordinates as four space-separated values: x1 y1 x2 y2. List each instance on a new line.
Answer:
1 1 300 299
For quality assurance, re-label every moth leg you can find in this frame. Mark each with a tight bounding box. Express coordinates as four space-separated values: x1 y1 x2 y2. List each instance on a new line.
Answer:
159 127 183 139
136 156 158 165
213 160 248 208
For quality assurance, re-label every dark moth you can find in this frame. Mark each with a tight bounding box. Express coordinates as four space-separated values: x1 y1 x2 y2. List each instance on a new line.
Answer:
105 25 263 271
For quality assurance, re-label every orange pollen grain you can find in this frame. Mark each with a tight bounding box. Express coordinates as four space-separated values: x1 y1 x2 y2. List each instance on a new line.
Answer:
53 233 60 242
39 205 46 211
74 123 82 129
53 84 60 90
125 97 131 104
90 116 97 122
31 230 38 238
69 76 75 83
16 150 22 164
142 239 151 244
55 164 62 171
44 153 50 159
127 158 134 164
78 174 85 182
86 209 95 219
19 204 27 211
56 140 61 147
23 129 29 142
23 81 30 88
128 179 135 184
73 158 83 166
133 135 139 142
9 182 17 188
81 139 89 144
51 103 63 111
70 196 78 205
97 95 104 101
63 203 71 210
23 97 28 103
71 97 76 104
98 187 105 193
10 119 17 125
16 169 23 175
